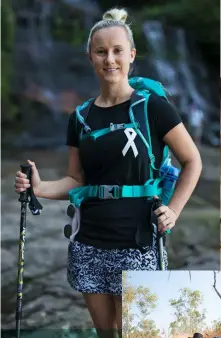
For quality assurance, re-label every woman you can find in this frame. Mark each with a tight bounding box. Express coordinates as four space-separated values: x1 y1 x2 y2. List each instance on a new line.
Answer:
15 7 202 338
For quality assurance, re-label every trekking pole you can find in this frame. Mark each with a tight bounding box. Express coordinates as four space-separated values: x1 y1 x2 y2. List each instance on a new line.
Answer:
15 164 43 338
153 199 170 271
158 231 165 271
15 164 31 338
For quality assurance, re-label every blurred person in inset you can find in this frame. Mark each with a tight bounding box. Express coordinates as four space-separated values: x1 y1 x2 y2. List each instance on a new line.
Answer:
188 333 204 338
14 7 202 338
188 100 204 145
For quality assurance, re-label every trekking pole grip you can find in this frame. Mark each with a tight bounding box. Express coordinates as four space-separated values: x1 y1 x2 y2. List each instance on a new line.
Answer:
153 199 162 211
19 164 32 203
153 199 171 235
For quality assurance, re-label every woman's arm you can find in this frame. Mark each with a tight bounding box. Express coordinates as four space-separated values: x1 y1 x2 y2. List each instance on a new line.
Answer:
35 146 84 200
163 122 202 217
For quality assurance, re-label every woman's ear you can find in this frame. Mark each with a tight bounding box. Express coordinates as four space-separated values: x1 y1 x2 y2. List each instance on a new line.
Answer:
130 48 136 63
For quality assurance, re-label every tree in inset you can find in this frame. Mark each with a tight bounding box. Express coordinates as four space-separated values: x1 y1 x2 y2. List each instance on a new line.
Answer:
136 286 159 337
122 272 160 338
169 288 206 336
122 271 137 338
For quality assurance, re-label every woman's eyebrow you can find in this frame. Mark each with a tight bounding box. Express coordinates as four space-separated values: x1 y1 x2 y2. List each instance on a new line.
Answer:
95 45 123 49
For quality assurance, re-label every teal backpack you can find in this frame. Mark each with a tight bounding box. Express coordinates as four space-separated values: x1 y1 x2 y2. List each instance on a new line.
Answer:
69 77 180 210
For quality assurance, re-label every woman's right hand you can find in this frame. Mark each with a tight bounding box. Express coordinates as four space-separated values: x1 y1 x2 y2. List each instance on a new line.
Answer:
15 160 41 195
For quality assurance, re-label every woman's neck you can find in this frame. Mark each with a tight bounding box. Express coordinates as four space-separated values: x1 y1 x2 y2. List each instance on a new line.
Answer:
96 80 134 107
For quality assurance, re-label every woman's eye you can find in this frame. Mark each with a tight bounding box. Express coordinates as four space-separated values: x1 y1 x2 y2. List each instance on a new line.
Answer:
97 50 105 54
115 49 122 53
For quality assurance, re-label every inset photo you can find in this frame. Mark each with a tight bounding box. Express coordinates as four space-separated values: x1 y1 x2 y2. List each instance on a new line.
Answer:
122 271 221 338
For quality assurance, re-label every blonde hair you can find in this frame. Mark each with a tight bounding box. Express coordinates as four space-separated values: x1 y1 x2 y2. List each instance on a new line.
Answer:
87 8 135 53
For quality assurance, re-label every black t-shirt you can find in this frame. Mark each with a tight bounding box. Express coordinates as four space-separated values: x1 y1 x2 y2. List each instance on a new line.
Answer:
66 94 182 249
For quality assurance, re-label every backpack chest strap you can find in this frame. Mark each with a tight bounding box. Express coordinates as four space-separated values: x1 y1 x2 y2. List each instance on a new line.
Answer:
80 122 139 141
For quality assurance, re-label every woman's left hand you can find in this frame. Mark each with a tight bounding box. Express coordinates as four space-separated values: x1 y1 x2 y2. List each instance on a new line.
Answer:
154 203 178 233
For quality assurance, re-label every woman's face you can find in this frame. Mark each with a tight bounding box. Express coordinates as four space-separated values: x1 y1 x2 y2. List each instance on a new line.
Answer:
89 26 136 84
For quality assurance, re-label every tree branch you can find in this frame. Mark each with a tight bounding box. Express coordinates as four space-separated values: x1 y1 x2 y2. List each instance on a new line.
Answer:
213 271 221 299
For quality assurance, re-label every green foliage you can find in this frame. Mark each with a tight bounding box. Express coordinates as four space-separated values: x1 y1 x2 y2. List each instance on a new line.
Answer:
123 273 159 338
122 272 137 338
1 0 14 51
136 287 159 337
136 286 158 317
140 0 219 47
50 2 87 47
137 318 160 337
130 17 150 58
122 270 130 288
212 319 221 331
169 288 206 335
1 1 20 127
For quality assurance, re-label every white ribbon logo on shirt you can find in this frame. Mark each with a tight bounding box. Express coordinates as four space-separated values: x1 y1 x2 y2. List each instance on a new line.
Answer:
122 128 138 158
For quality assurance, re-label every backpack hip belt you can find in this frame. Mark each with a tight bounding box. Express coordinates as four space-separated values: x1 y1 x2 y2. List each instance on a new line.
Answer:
69 182 163 208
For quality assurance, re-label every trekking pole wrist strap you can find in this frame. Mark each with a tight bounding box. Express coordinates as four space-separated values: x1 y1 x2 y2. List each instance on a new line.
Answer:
28 185 43 215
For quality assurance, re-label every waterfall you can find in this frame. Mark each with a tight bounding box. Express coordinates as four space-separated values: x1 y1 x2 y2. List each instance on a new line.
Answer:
143 20 213 115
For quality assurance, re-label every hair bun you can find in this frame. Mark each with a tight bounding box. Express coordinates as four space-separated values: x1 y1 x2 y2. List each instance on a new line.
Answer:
103 8 128 24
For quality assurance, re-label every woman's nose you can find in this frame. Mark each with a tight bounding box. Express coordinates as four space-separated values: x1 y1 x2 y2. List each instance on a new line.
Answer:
105 51 115 64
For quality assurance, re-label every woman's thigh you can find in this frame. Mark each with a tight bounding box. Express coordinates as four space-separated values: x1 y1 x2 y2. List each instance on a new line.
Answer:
83 293 117 330
113 295 122 337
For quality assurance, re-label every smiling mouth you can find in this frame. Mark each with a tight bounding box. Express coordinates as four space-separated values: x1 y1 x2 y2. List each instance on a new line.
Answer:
103 68 119 72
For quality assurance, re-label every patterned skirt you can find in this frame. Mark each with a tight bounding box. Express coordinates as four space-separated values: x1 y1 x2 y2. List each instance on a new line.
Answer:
67 235 168 296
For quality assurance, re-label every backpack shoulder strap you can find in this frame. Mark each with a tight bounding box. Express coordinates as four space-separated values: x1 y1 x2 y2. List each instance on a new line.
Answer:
75 98 96 139
130 90 170 175
130 90 152 151
129 90 157 179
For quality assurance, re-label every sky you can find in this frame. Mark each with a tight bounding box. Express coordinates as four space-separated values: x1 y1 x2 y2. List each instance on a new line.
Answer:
125 271 221 336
